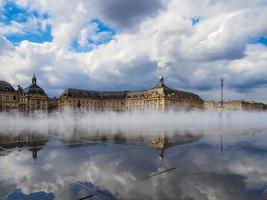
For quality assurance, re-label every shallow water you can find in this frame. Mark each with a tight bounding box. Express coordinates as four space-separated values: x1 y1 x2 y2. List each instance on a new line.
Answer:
0 129 267 200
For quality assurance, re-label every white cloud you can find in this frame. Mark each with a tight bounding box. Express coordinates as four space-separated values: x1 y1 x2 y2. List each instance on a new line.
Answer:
0 0 267 100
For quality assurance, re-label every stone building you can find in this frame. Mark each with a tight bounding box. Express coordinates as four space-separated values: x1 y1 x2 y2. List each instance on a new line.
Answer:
204 100 265 111
204 100 218 111
18 74 49 113
58 76 204 111
48 97 58 112
0 80 19 112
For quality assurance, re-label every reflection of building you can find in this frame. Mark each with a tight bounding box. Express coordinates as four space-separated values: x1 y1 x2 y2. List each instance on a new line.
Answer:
0 81 19 112
58 76 204 111
0 133 48 159
18 74 49 113
204 100 265 111
151 132 202 159
61 131 202 160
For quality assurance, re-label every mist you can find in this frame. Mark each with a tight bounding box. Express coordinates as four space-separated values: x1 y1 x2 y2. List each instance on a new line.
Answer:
0 110 266 137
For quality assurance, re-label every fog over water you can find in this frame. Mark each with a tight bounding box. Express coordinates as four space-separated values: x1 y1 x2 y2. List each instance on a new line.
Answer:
0 110 266 136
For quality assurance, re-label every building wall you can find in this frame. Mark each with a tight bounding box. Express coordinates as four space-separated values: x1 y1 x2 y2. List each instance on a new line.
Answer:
204 100 265 111
58 87 204 112
19 95 48 113
164 96 203 111
48 98 58 112
0 91 19 112
224 101 242 110
204 101 217 111
125 88 164 111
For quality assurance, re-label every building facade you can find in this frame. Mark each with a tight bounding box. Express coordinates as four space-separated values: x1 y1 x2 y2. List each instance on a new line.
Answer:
48 97 58 112
204 100 265 111
58 76 204 111
0 81 19 112
2 76 267 113
18 75 49 113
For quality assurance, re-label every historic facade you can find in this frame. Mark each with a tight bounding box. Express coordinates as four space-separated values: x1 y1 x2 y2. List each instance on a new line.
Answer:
204 100 265 111
0 81 19 112
18 74 49 113
58 76 204 111
1 76 48 113
2 75 267 113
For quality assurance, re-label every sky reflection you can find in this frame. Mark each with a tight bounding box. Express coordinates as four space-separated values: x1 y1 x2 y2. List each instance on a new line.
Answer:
1 130 267 200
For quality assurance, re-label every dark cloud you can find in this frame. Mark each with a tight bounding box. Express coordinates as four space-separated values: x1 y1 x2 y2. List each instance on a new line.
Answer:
95 0 165 30
228 79 267 93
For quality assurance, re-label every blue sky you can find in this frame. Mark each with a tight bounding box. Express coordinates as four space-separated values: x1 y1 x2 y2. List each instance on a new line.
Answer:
1 1 115 49
71 19 116 52
249 36 267 46
191 17 200 25
0 0 267 101
1 1 53 44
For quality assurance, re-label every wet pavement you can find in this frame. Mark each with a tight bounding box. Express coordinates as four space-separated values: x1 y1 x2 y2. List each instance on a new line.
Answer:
1 129 267 200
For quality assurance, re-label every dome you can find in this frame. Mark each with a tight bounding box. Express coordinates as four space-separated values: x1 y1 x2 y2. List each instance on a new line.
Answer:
22 74 47 96
23 84 46 96
0 80 15 92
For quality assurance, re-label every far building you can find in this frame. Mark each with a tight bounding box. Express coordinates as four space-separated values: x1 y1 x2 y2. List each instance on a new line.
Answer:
58 76 204 112
2 75 265 113
18 74 49 113
0 80 18 112
48 97 58 112
204 100 265 111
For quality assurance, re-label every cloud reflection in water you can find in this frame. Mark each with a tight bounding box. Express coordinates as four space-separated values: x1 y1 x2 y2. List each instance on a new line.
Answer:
0 128 267 199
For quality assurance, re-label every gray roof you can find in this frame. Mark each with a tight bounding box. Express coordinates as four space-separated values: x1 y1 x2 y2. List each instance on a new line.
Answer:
0 80 16 92
23 84 47 96
60 84 203 101
60 88 127 99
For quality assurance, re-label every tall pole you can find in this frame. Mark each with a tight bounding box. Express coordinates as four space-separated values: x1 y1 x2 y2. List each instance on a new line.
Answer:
219 78 224 155
220 78 224 111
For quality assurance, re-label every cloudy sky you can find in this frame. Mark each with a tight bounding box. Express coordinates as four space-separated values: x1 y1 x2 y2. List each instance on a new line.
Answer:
0 0 267 101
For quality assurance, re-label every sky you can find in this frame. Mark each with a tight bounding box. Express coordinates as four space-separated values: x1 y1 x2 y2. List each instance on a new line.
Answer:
0 0 267 101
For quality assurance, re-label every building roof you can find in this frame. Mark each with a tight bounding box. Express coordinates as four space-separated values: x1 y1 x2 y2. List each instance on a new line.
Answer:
60 88 127 99
59 77 203 101
22 74 47 96
0 80 16 92
23 84 47 96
